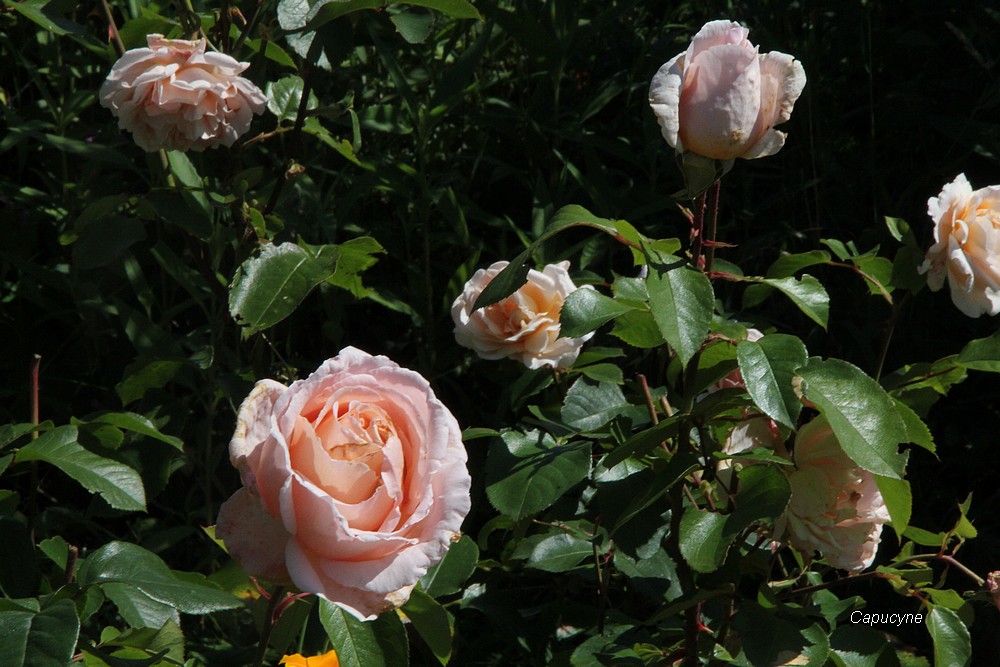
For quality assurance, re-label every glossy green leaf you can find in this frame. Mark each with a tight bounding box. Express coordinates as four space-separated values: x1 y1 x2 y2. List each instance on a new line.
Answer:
874 475 912 536
765 250 832 279
420 535 478 598
893 399 935 453
318 600 409 667
561 378 629 431
266 75 319 123
828 624 891 667
512 532 593 572
796 357 908 478
401 588 453 665
0 599 79 667
577 362 624 384
927 607 971 667
679 465 789 572
398 0 481 19
165 151 211 223
737 334 808 428
486 431 590 521
645 252 713 366
559 288 635 338
610 309 666 348
957 329 1000 372
391 9 435 43
15 426 146 511
229 242 338 336
1 0 87 35
321 237 385 298
101 582 179 629
91 412 183 451
758 275 829 329
77 542 240 614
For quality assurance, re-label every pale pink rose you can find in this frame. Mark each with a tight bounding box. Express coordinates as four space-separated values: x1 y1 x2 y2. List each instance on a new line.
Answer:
775 416 890 572
709 328 764 392
452 260 594 370
215 347 471 620
100 34 266 152
649 20 806 161
919 174 1000 317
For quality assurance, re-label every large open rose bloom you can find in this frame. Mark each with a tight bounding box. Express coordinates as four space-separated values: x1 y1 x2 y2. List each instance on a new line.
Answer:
100 34 266 152
775 416 890 572
649 20 806 161
919 173 1000 317
452 260 593 369
215 347 471 620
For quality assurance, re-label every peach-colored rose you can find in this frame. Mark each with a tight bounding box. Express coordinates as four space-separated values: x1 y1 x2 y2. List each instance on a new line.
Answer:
649 20 806 161
775 416 890 572
451 260 594 370
919 174 1000 317
100 34 266 152
215 347 471 621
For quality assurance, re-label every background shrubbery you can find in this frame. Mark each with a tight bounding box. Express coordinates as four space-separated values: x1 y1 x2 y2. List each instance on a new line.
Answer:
3 0 1000 664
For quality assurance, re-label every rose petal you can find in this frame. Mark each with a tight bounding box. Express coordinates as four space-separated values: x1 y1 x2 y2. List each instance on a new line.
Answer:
216 488 291 583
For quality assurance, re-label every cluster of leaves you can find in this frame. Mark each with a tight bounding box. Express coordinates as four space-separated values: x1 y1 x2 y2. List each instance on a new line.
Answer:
3 0 1000 665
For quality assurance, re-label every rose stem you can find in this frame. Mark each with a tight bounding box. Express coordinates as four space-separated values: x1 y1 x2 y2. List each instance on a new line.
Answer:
99 0 125 56
703 179 721 275
234 0 265 53
28 354 41 544
252 585 286 667
689 191 707 269
637 374 659 426
264 38 320 216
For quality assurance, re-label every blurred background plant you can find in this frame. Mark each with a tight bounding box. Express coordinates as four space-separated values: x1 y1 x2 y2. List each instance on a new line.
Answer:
2 0 1000 664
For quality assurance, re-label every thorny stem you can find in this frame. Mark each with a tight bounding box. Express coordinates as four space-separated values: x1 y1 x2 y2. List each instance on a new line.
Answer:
637 374 659 426
690 191 708 269
99 0 125 55
252 585 286 667
234 0 265 53
704 179 721 275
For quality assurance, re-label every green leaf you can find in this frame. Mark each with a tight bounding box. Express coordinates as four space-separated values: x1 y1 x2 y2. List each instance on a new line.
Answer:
420 535 478 598
737 334 808 428
391 8 435 43
559 288 635 338
828 624 891 667
512 532 593 572
229 242 338 336
301 0 383 33
577 363 624 384
645 252 714 366
1 0 87 35
0 599 79 667
957 329 1000 372
15 426 146 511
602 415 684 469
266 75 319 123
485 431 590 521
893 399 936 453
610 309 666 348
72 216 147 271
77 542 241 615
765 250 832 278
679 465 789 572
927 607 971 667
755 275 830 329
796 358 908 478
116 360 184 406
561 378 630 431
91 412 183 451
101 582 179 629
395 0 481 19
318 600 409 667
401 588 453 665
472 205 642 310
321 237 385 298
874 475 912 536
164 151 211 223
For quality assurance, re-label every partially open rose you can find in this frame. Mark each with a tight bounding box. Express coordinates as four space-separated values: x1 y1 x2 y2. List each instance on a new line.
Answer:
215 347 471 620
100 34 266 152
451 260 593 369
920 173 1000 317
649 20 806 162
775 416 890 572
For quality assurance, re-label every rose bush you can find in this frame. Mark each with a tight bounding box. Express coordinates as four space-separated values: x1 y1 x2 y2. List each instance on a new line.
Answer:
451 260 593 369
100 34 266 152
920 173 1000 317
648 20 806 161
776 416 890 572
215 347 471 620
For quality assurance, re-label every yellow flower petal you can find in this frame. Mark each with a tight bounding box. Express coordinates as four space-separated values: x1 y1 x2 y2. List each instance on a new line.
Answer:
279 650 340 667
